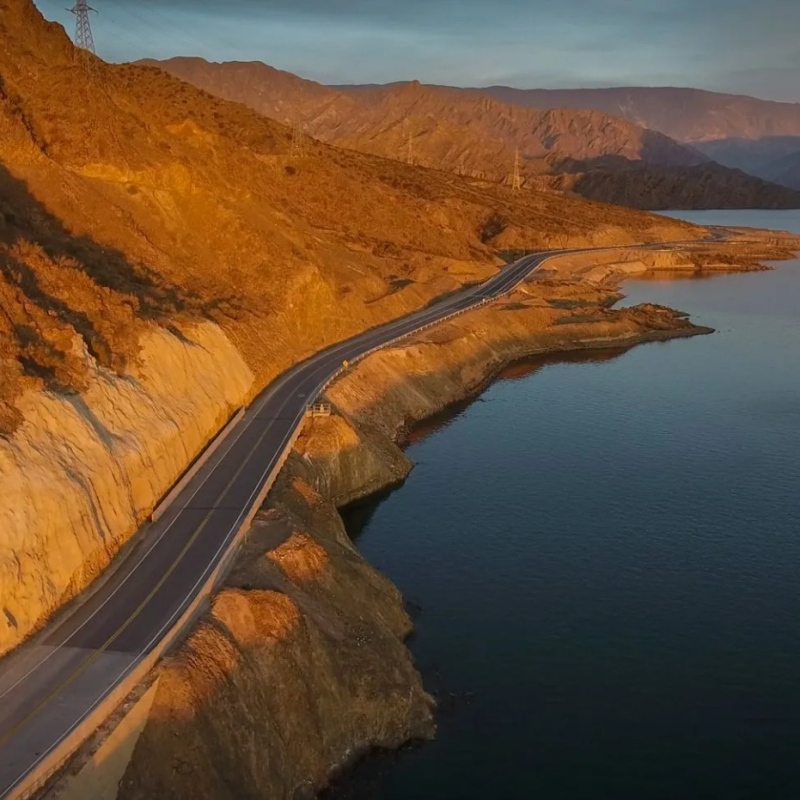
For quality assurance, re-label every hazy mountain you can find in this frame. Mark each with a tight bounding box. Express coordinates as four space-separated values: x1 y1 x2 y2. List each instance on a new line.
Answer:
452 86 800 145
691 136 800 175
430 86 800 180
759 151 800 191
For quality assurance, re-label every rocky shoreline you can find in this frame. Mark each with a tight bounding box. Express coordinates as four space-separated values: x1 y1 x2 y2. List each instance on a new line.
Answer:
111 266 724 800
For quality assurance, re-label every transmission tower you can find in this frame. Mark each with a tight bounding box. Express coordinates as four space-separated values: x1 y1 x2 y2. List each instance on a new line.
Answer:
457 153 467 176
290 122 306 158
403 120 414 165
69 0 97 55
511 147 522 192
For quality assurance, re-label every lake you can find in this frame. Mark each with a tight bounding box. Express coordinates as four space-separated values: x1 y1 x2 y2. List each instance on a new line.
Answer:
334 210 800 800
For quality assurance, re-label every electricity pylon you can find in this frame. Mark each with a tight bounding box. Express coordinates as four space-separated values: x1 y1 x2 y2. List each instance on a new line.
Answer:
69 0 96 55
404 120 414 165
290 122 307 158
511 147 522 192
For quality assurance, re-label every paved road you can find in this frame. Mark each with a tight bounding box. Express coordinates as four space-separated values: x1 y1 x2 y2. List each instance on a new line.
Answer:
0 248 558 797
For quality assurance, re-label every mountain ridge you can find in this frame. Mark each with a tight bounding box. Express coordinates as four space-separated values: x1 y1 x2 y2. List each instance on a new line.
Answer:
140 58 800 210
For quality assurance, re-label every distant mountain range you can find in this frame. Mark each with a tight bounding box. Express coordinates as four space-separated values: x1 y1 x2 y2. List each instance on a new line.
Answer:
452 86 800 190
138 58 800 210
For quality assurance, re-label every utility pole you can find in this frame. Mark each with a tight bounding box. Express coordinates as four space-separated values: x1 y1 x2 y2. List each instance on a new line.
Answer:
511 147 522 192
68 0 97 55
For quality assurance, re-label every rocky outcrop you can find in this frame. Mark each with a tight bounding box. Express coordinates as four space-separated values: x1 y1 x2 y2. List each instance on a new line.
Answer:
0 322 253 656
118 474 434 800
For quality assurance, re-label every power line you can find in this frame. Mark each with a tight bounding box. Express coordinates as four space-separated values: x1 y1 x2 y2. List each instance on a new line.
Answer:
68 0 96 55
401 119 415 165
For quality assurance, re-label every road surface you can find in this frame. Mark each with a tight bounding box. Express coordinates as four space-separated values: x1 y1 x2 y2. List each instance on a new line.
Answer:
0 246 644 797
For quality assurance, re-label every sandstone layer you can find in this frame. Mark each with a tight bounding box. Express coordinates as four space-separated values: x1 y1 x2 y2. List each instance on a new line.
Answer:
0 321 253 655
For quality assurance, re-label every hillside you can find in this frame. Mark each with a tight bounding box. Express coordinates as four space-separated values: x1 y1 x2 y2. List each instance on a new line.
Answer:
140 60 800 210
0 6 701 437
692 136 800 176
138 59 704 169
543 163 800 210
434 85 800 180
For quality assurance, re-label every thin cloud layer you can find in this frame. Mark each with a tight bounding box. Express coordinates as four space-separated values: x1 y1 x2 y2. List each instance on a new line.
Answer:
34 0 800 101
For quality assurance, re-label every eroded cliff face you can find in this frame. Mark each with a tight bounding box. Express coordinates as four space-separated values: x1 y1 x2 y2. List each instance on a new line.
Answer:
0 322 253 655
118 474 434 800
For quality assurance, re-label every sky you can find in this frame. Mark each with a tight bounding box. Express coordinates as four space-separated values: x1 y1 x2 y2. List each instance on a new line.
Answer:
35 0 800 102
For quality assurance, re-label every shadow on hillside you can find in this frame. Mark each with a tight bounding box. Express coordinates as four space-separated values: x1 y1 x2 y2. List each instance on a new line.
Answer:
0 162 238 322
0 160 245 416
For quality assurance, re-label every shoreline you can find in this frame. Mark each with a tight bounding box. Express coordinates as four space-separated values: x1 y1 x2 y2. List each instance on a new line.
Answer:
111 255 723 799
41 241 800 800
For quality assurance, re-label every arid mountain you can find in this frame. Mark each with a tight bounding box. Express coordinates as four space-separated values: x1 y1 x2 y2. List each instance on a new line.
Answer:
435 86 800 180
137 57 341 122
0 2 697 434
456 86 800 145
139 60 800 211
140 60 704 168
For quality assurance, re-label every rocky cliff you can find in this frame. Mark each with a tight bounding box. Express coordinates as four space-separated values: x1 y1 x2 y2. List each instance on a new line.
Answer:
0 322 253 655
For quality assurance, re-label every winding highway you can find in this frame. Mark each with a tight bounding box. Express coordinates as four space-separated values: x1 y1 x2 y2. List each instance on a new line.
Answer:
0 245 645 797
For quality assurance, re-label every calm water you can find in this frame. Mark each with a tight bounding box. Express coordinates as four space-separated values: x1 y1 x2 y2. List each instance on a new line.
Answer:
335 210 800 800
